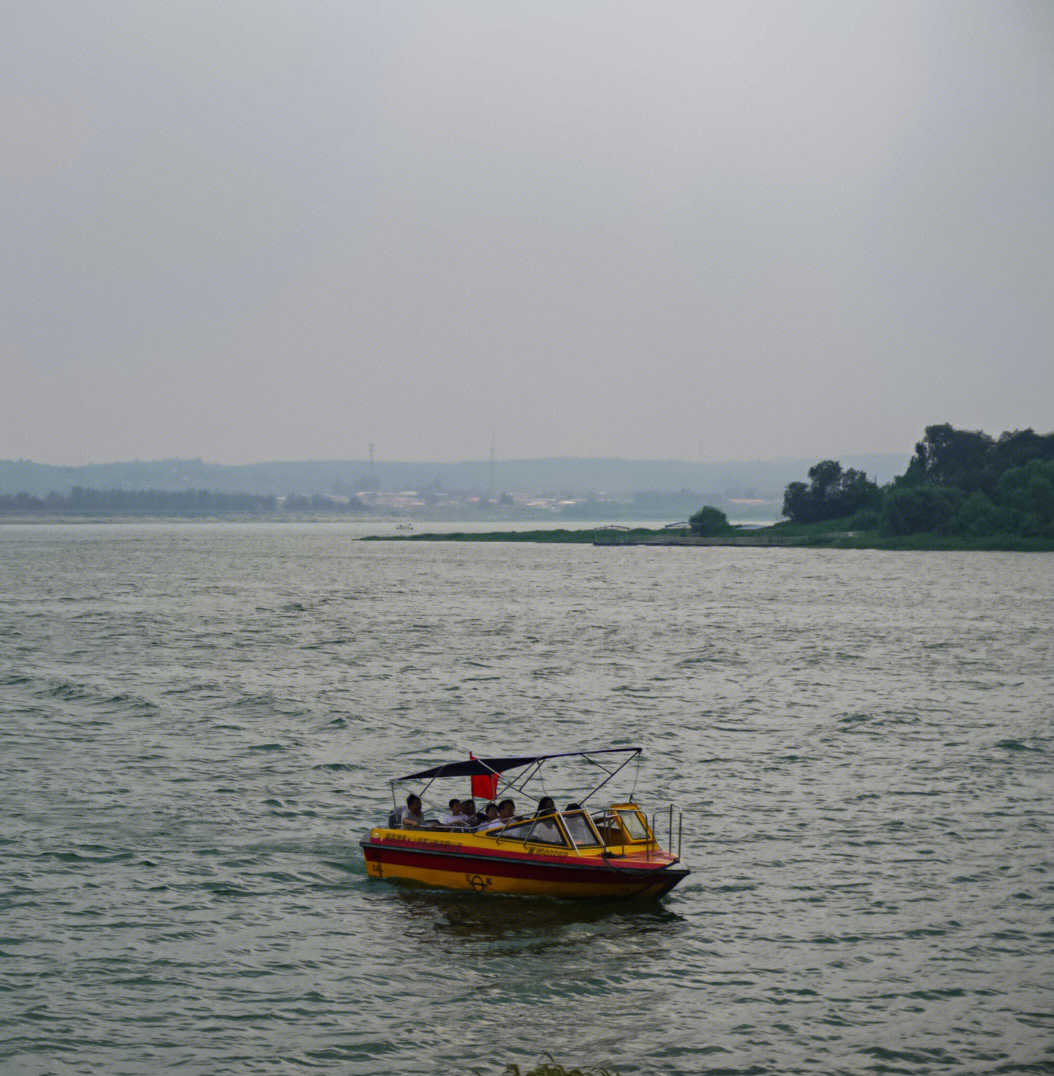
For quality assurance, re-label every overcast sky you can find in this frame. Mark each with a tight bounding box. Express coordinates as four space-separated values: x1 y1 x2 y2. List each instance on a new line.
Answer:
3 1 1052 465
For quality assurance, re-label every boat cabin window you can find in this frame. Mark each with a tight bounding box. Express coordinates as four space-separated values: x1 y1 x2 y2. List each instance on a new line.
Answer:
561 810 601 847
614 809 650 841
493 816 568 847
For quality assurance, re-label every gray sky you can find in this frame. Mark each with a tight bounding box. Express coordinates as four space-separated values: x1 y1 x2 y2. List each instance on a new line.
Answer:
4 1 1052 465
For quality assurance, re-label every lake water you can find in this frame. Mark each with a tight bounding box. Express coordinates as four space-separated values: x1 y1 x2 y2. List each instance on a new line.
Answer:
1 524 1051 1075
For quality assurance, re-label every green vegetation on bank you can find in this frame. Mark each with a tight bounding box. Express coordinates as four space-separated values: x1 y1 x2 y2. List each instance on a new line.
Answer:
4 425 1050 549
370 425 1054 551
779 425 1053 543
368 510 738 545
363 528 662 544
769 518 1053 552
369 524 1053 550
688 504 735 536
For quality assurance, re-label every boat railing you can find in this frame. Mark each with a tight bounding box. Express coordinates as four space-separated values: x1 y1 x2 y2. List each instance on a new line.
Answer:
593 803 684 860
651 803 684 862
382 803 684 861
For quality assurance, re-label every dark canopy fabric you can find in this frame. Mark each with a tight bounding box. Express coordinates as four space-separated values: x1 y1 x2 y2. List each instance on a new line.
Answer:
396 746 641 783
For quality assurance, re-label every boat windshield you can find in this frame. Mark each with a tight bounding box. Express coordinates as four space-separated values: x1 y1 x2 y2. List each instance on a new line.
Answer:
615 809 650 841
561 810 601 847
492 815 568 847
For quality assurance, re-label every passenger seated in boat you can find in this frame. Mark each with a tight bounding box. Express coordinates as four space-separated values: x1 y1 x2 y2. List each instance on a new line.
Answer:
531 797 560 843
461 798 478 826
476 802 501 830
401 793 424 828
439 798 468 826
480 799 517 834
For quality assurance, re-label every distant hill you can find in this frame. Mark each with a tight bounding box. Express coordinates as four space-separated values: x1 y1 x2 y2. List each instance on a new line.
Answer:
0 454 908 500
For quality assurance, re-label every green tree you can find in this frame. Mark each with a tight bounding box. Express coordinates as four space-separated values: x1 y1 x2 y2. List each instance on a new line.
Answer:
955 490 999 536
992 429 1054 475
781 481 811 522
993 458 1054 536
835 467 883 516
689 505 732 536
781 461 881 523
881 485 963 535
900 424 994 493
809 459 843 498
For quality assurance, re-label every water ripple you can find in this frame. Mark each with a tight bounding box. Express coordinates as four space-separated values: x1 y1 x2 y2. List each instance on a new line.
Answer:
1 527 1051 1076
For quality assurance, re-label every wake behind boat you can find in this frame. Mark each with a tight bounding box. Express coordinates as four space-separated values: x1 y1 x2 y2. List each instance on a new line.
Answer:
361 747 689 900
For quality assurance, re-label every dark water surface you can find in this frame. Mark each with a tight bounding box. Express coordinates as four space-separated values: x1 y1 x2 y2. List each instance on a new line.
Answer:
2 524 1051 1075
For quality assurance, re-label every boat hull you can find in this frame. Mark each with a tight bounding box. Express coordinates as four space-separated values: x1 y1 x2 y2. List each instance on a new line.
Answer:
361 830 689 900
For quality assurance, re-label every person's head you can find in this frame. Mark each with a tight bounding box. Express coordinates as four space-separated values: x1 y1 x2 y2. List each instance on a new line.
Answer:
462 798 477 818
448 798 462 814
407 794 422 814
565 802 581 812
498 799 516 819
484 802 499 819
537 796 556 816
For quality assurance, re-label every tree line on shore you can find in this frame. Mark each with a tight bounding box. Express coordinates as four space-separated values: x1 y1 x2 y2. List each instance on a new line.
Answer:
777 425 1053 538
0 487 367 516
4 425 1050 540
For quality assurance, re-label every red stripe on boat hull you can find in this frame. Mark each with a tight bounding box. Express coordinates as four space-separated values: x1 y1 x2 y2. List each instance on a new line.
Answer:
361 838 689 899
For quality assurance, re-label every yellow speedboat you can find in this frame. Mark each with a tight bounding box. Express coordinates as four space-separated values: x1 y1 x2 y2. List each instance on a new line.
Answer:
361 748 688 900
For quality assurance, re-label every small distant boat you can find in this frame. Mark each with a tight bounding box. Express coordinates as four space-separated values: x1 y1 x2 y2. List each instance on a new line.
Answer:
361 747 688 900
395 523 414 530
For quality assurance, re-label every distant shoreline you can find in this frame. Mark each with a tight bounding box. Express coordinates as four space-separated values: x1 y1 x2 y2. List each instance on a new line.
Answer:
2 518 1049 550
365 527 1054 552
0 515 746 527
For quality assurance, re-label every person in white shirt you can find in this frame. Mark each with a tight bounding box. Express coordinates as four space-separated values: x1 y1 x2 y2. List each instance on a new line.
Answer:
400 793 424 827
479 799 518 833
439 798 469 826
531 797 561 843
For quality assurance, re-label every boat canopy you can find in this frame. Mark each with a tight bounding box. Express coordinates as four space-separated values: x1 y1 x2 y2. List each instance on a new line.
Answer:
396 746 641 783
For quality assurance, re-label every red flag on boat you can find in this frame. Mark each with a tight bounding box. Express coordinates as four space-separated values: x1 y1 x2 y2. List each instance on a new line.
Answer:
469 752 499 801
